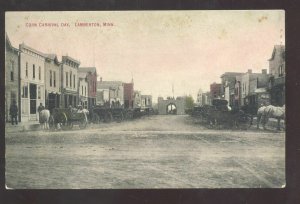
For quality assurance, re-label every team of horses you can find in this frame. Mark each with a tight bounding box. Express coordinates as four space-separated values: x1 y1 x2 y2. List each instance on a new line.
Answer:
255 104 285 130
192 103 285 131
38 107 89 130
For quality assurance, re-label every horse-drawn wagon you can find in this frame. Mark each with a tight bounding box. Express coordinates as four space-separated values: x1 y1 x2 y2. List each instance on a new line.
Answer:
190 99 250 129
49 108 88 130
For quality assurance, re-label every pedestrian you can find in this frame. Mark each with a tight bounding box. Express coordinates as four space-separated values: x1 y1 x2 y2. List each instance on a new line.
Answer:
9 100 18 125
37 103 45 123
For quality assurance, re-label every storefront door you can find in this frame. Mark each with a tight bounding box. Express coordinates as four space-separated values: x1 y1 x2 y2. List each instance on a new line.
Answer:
30 83 37 120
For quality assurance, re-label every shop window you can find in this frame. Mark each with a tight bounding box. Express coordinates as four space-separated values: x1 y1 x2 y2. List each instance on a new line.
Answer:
38 86 41 99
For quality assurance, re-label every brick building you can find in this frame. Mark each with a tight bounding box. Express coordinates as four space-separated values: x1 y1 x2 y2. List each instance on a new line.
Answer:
123 81 134 109
220 72 243 106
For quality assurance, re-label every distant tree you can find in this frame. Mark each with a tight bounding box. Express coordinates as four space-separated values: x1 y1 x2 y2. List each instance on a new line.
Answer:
185 95 195 110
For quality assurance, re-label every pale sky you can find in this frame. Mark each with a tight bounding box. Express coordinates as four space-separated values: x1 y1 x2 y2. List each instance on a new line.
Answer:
6 10 285 102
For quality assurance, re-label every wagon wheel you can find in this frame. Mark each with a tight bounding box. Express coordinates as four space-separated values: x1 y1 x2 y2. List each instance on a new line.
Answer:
79 113 88 129
104 112 113 123
116 112 124 123
59 112 69 130
92 113 100 124
49 115 55 130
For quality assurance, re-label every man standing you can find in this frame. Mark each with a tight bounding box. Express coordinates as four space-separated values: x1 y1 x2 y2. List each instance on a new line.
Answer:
9 100 18 125
37 103 45 123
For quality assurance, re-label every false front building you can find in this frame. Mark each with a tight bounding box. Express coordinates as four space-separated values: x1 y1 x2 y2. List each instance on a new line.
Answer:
44 54 61 112
19 43 45 122
61 56 80 108
78 67 97 108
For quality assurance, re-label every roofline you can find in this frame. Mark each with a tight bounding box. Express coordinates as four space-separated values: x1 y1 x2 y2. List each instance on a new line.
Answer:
19 43 46 58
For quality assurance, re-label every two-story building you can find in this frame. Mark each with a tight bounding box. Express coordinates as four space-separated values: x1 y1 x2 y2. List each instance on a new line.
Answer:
78 67 97 108
123 81 134 109
268 45 285 106
97 79 124 107
234 69 269 107
19 43 45 121
220 72 243 106
5 34 20 122
61 56 80 108
133 91 142 108
78 72 89 108
141 95 152 109
44 54 61 112
210 82 222 100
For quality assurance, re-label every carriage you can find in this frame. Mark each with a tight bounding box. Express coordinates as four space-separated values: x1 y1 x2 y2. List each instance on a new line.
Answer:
190 99 250 129
49 108 88 130
89 105 152 124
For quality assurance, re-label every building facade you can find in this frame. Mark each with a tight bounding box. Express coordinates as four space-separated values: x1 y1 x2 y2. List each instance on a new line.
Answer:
196 88 203 106
133 91 142 108
97 79 124 107
78 72 89 108
5 34 20 122
44 54 61 113
19 43 46 121
61 56 80 108
78 67 97 108
234 69 269 107
268 45 285 106
210 82 222 100
123 82 134 109
141 95 152 109
220 72 243 106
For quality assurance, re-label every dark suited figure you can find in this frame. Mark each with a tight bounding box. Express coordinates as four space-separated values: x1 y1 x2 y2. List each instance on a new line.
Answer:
9 100 18 125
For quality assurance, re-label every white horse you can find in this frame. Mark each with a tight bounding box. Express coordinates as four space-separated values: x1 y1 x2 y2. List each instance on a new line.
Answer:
39 109 50 130
257 105 285 130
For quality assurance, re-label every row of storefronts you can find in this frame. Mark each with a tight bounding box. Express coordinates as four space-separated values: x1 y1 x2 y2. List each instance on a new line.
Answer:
5 34 97 122
196 45 285 109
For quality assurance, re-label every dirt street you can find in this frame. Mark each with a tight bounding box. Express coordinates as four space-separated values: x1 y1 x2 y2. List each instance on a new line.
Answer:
5 115 285 189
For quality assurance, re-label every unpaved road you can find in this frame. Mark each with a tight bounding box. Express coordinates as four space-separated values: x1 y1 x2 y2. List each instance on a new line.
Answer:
5 115 285 189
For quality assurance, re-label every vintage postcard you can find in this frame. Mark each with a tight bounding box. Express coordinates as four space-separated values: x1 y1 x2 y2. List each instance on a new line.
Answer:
5 10 285 189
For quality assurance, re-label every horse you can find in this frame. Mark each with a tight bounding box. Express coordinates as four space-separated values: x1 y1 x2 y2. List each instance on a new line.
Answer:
257 105 285 130
39 109 50 130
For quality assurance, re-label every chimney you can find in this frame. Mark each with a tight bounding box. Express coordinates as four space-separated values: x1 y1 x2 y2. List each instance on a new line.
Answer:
262 69 267 74
248 69 252 74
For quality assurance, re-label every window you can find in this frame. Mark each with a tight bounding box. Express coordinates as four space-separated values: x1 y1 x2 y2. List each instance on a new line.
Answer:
39 66 41 80
279 65 284 77
66 72 68 87
38 86 41 99
53 71 56 87
33 64 36 79
10 61 14 81
85 86 86 96
73 75 75 88
11 92 16 105
22 83 28 98
70 71 72 87
25 62 28 77
50 70 52 87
